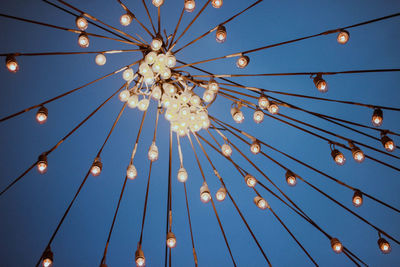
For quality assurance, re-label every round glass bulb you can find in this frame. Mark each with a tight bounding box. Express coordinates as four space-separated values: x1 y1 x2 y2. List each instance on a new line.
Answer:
151 38 163 51
95 54 106 66
245 174 257 188
119 90 130 102
166 55 177 68
78 34 89 48
337 30 350 44
221 143 232 157
268 103 279 115
152 0 164 7
138 98 150 111
127 164 137 180
253 109 264 123
212 0 223 8
122 68 134 81
203 90 215 103
128 95 139 108
76 16 88 31
120 13 133 26
216 187 226 201
185 0 196 12
177 167 188 182
148 143 159 162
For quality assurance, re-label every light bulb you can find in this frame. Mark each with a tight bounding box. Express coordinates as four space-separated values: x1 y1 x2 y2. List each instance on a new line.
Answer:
203 90 215 103
208 80 219 92
78 33 89 48
37 154 48 174
253 109 264 123
330 238 343 254
216 187 227 201
190 95 201 106
231 107 244 123
179 92 191 104
127 164 137 180
378 238 391 254
139 62 151 76
331 149 346 165
120 13 133 26
151 37 163 51
152 0 164 7
250 140 261 155
145 52 157 65
216 25 227 43
164 83 177 95
161 68 172 79
119 89 130 102
43 259 52 267
268 103 279 115
76 16 88 31
162 95 171 108
36 106 48 124
381 135 396 152
177 167 188 182
337 30 350 44
90 158 102 176
221 143 232 157
144 75 155 85
128 95 139 108
372 108 383 127
254 196 269 210
184 0 196 12
258 95 269 110
285 170 297 186
135 248 145 267
352 190 363 207
138 98 150 111
166 232 177 248
166 55 177 68
212 0 223 8
42 248 53 267
200 182 211 203
151 86 162 100
313 75 328 93
351 146 365 163
6 55 19 73
95 54 106 66
148 143 159 162
202 118 210 129
245 174 257 188
122 68 134 81
236 55 249 68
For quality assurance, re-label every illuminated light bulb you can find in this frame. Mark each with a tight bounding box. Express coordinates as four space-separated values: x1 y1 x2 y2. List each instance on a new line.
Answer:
139 62 151 76
352 190 363 207
164 83 177 95
36 106 48 124
122 68 134 81
169 99 179 111
200 182 211 203
313 74 328 93
178 127 189 136
378 237 391 254
216 187 227 202
268 102 279 115
95 53 106 66
151 37 163 51
258 95 269 110
171 121 180 132
166 232 177 248
90 157 103 177
161 68 172 79
42 248 54 267
127 164 137 180
190 122 202 132
208 80 219 92
152 0 164 7
120 13 133 26
221 143 232 157
215 25 227 43
6 55 19 73
179 92 191 104
231 107 244 123
337 30 350 44
184 0 196 12
250 140 261 155
212 0 223 8
78 33 90 48
330 238 343 254
151 86 162 100
177 167 188 182
119 89 130 102
165 109 176 121
190 95 201 106
351 146 365 163
166 55 177 68
148 143 159 162
37 154 48 174
180 107 190 117
202 118 210 129
75 16 88 31
145 52 157 65
253 109 264 124
157 53 167 64
135 247 145 267
144 75 155 85
203 90 215 103
162 95 172 108
245 174 257 188
236 55 250 68
381 135 396 152
128 95 139 108
152 62 162 73
285 170 297 186
138 98 150 111
371 108 383 127
254 196 269 210
331 149 346 166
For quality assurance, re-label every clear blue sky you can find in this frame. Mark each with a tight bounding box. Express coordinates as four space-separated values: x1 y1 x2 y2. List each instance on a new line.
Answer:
0 0 400 266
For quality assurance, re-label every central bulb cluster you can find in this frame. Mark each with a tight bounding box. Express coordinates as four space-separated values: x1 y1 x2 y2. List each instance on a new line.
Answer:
139 51 176 84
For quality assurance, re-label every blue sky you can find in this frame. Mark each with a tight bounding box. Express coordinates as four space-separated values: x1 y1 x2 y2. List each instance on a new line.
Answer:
0 0 400 266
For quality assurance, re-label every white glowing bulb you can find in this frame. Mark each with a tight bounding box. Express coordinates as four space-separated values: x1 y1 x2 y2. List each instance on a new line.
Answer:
212 0 223 8
151 86 162 100
119 90 130 102
216 187 226 201
128 95 139 108
139 63 151 76
164 83 177 95
161 68 172 79
138 98 150 111
152 0 164 7
152 62 162 73
203 90 215 103
151 38 163 51
190 95 201 106
120 13 133 26
148 143 159 162
166 55 177 68
221 143 232 157
76 16 88 31
208 80 219 92
95 54 106 66
253 109 264 123
127 164 137 180
177 167 188 182
185 0 196 12
245 174 257 188
145 52 157 65
258 95 269 109
122 68 134 81
144 75 155 85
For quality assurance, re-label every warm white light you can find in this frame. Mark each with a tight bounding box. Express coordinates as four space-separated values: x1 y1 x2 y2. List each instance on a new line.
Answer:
161 68 172 79
119 90 130 102
331 149 346 165
245 174 257 188
268 103 279 115
95 54 106 66
352 147 365 163
221 143 232 157
337 30 350 44
372 109 383 127
352 191 363 207
122 68 134 81
37 155 48 174
138 98 150 111
208 80 219 92
378 238 391 254
285 170 297 186
216 25 227 43
120 13 133 26
151 86 162 100
250 140 261 154
200 182 211 203
135 248 145 267
128 95 139 108
145 52 157 65
78 33 90 48
177 167 188 182
6 55 19 73
148 143 159 162
36 106 48 124
331 238 343 254
231 107 244 123
127 164 137 180
216 187 227 201
144 75 155 85
152 0 164 7
314 75 328 93
258 95 269 110
253 109 264 124
151 38 163 51
166 55 177 68
76 16 88 31
236 55 249 68
212 0 223 8
166 232 177 248
203 90 215 103
43 259 52 267
254 196 269 210
91 159 102 177
184 0 196 12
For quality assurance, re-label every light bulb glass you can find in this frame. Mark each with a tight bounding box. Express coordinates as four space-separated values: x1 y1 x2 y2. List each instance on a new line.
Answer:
185 0 196 12
151 86 162 100
203 90 215 103
337 30 350 44
151 38 163 51
120 13 133 26
95 54 106 66
122 68 134 81
221 143 232 157
236 55 249 68
258 96 269 110
253 109 264 123
76 16 88 31
43 259 52 267
166 55 177 68
148 143 159 162
216 187 226 201
268 103 279 115
128 95 139 108
138 98 150 111
78 34 90 48
250 141 261 154
212 0 223 8
145 52 157 65
152 0 164 7
177 167 188 182
245 174 257 188
127 164 137 180
119 90 130 102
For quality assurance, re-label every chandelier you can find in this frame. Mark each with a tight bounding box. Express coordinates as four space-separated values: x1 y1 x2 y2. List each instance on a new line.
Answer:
1 1 400 266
